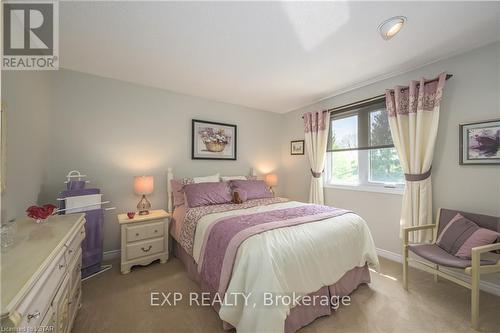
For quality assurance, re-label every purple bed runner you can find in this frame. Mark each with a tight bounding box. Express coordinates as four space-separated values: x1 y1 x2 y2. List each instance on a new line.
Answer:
179 197 289 255
198 204 352 297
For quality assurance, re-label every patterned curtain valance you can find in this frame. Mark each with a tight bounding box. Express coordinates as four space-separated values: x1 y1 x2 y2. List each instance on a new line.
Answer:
386 72 447 117
304 110 329 133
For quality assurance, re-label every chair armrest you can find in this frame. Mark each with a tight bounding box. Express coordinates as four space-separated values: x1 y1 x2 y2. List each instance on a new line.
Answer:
403 224 436 232
470 242 500 274
403 224 436 245
471 242 500 255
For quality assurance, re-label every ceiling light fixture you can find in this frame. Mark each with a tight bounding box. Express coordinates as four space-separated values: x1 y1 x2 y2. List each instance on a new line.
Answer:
378 16 407 40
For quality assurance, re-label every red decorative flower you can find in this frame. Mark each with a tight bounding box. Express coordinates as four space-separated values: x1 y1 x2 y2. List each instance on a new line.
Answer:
26 204 57 220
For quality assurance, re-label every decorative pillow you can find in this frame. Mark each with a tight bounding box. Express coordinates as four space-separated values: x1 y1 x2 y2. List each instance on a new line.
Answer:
232 189 248 204
171 179 194 208
230 180 273 200
221 175 257 181
183 182 232 208
437 213 500 259
170 173 220 208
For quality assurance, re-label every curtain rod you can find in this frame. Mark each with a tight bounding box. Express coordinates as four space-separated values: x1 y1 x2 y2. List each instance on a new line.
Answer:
301 74 453 118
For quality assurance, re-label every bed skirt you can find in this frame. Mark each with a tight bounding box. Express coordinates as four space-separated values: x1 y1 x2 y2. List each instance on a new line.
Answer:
172 239 371 333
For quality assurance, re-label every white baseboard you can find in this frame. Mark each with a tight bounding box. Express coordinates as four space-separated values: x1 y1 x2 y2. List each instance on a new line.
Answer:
103 249 121 261
376 248 500 297
376 248 403 263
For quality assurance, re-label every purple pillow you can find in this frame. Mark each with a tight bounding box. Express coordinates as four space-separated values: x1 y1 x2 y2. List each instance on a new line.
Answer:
183 182 232 208
437 213 500 259
230 180 273 200
170 178 194 208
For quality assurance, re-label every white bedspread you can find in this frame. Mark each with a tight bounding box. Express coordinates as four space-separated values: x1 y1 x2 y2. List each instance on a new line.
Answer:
192 201 379 333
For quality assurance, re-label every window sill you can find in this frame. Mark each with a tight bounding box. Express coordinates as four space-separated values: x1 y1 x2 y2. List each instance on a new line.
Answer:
324 183 404 195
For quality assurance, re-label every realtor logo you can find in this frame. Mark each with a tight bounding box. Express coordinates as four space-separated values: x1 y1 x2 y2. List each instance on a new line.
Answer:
2 1 59 70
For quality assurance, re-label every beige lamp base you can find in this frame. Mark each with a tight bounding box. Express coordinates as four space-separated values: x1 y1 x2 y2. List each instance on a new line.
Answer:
137 194 151 215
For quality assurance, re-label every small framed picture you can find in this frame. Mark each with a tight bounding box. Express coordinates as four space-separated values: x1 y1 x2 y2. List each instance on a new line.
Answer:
290 140 305 155
459 119 500 165
192 119 237 160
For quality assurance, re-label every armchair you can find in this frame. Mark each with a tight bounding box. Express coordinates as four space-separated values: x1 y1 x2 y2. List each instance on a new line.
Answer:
402 208 500 330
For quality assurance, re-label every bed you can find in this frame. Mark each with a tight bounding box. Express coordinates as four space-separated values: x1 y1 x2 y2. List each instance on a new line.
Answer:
167 168 379 333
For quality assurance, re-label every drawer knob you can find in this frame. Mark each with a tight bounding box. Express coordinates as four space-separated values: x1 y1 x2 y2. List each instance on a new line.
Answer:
154 229 158 233
68 249 73 254
136 233 139 237
141 245 152 252
59 264 65 269
27 311 40 322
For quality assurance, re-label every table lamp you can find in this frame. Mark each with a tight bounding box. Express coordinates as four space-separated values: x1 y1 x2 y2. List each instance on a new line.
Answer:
134 176 154 215
265 173 278 196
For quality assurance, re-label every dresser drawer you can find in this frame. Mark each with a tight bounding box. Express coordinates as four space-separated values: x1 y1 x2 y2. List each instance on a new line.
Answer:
66 224 85 263
68 249 82 293
126 237 164 260
125 221 164 242
53 274 70 333
68 281 81 325
17 251 67 329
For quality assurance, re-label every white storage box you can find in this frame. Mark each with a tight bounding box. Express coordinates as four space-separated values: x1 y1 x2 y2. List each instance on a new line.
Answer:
64 194 103 213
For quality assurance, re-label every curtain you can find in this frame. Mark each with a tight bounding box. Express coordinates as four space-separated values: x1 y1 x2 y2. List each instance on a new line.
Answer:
385 72 447 242
303 111 330 204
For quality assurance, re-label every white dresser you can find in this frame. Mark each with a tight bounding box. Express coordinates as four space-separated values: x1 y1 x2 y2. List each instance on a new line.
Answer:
0 213 86 333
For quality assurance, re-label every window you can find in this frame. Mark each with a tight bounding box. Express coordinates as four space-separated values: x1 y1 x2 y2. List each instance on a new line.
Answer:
325 98 404 191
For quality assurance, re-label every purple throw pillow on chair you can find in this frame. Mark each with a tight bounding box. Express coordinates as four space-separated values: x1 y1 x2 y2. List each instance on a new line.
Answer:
183 182 232 208
436 213 500 259
230 180 273 200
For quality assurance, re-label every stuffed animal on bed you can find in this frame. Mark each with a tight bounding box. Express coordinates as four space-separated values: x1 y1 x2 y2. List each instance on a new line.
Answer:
232 189 247 204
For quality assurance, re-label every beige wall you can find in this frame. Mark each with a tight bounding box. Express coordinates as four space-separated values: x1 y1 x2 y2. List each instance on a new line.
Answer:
1 43 498 285
1 71 52 222
41 69 284 252
281 42 500 283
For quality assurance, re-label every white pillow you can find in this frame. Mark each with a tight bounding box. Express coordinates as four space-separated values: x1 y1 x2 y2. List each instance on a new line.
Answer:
220 175 248 181
193 173 220 183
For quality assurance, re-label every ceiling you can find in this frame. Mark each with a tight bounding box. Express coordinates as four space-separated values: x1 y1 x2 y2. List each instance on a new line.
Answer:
59 1 500 113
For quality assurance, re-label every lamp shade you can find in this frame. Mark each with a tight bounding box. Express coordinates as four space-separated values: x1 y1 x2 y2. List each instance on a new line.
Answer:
134 176 154 195
265 174 278 187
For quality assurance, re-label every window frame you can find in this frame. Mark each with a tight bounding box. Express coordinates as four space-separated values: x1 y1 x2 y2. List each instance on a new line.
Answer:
324 96 405 194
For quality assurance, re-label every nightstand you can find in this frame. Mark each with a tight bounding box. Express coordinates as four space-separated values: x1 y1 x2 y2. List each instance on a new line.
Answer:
117 209 170 274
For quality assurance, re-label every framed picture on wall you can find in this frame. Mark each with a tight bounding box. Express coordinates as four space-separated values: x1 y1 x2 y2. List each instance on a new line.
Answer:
290 140 305 155
192 119 237 160
459 119 500 165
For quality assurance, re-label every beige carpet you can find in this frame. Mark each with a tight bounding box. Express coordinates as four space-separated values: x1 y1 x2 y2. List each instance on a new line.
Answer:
72 257 500 333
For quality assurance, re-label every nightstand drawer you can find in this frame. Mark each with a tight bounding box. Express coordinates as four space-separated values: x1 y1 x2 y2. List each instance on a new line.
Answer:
125 221 164 242
126 237 164 260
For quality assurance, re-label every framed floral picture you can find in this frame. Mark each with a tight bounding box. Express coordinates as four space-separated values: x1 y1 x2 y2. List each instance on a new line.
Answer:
192 119 237 160
459 119 500 165
290 140 305 155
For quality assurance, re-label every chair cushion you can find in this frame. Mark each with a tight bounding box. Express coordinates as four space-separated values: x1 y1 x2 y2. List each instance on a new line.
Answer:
408 244 497 268
436 213 500 259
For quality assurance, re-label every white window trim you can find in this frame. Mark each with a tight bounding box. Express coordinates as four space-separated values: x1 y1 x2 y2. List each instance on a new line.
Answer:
324 182 404 195
324 149 405 195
